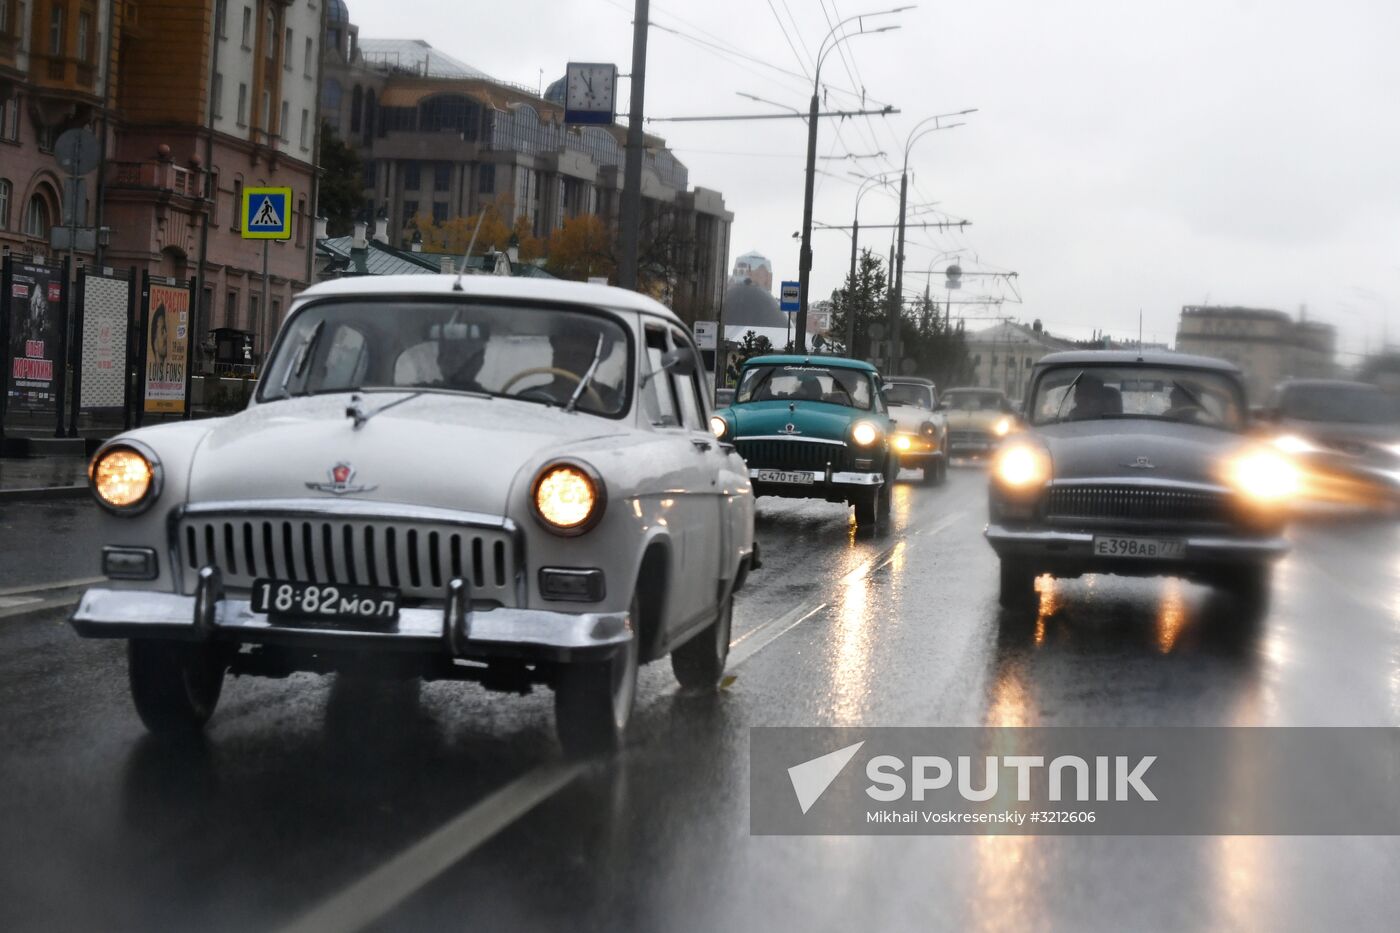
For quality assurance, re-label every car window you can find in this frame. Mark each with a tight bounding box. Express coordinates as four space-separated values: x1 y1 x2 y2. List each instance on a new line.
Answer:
943 391 1004 411
260 299 632 418
640 326 681 428
886 382 933 409
1029 366 1245 430
736 364 873 409
669 330 707 431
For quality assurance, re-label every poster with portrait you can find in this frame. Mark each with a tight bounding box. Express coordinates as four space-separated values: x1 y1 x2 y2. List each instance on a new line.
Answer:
80 272 131 411
5 261 65 414
143 282 191 414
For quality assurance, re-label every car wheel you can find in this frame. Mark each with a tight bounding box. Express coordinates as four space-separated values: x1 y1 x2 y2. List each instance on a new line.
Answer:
853 486 878 529
919 462 938 485
1224 564 1272 619
671 592 732 689
998 559 1038 610
555 594 641 756
128 639 226 735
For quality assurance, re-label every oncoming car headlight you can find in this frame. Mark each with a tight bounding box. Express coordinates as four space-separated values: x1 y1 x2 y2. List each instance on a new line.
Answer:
1223 448 1301 504
710 415 729 439
993 444 1051 490
993 416 1014 438
89 443 161 513
851 421 880 447
532 461 605 535
893 434 913 452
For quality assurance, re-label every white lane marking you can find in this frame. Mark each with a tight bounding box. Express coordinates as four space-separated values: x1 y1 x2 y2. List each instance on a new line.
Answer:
277 761 584 933
0 575 103 598
277 507 972 933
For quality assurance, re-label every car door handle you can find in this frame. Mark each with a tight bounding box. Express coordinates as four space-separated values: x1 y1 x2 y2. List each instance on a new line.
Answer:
691 439 712 452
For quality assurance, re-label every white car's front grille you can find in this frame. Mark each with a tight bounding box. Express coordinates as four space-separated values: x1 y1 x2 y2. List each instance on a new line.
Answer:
175 510 519 605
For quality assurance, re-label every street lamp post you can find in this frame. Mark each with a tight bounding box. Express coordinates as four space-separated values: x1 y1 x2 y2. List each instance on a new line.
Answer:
889 109 976 371
794 7 908 354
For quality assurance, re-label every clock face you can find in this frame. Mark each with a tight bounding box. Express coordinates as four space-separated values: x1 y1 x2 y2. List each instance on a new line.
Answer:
565 63 616 113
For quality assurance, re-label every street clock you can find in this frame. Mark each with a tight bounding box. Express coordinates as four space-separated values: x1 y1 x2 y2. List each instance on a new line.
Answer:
564 62 618 125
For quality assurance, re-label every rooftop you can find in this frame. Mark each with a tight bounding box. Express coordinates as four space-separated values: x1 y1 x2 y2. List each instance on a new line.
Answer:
742 354 879 373
358 39 497 81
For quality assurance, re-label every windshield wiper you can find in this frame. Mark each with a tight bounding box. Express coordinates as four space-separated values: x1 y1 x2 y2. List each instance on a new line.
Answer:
565 334 607 414
276 320 325 399
347 390 426 430
1052 370 1085 423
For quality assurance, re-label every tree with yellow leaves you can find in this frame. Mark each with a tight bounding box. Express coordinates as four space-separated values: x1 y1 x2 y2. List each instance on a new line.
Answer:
545 214 616 282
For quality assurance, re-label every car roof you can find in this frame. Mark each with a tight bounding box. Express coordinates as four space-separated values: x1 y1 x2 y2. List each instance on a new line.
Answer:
1034 349 1241 373
886 376 934 386
742 354 879 373
295 274 684 326
944 386 1006 395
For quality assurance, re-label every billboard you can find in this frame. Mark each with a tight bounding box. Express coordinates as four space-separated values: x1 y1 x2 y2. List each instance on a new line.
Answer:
5 261 64 414
143 282 190 414
80 273 130 411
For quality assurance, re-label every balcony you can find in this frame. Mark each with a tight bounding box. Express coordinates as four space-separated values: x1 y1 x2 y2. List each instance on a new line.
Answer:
107 161 206 199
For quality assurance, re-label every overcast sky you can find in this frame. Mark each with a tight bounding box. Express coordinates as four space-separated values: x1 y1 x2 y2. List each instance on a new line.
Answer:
350 0 1400 359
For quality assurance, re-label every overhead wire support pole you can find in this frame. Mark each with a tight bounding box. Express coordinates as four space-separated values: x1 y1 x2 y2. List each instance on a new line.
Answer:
617 0 650 291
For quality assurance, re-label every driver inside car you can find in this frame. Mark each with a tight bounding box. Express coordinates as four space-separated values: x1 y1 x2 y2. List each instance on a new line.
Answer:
527 326 619 410
434 324 489 393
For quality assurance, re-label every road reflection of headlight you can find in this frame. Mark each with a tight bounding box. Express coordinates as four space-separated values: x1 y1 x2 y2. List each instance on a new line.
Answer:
1271 434 1317 455
994 444 1050 489
1224 449 1301 504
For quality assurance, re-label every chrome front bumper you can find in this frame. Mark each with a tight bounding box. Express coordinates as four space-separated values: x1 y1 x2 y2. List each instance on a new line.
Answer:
747 468 884 486
69 582 631 663
984 524 1289 564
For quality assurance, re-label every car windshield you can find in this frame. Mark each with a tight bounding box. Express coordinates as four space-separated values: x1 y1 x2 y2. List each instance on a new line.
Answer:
736 364 873 410
1280 385 1400 425
885 383 934 409
1029 365 1245 430
259 299 632 418
943 390 1006 411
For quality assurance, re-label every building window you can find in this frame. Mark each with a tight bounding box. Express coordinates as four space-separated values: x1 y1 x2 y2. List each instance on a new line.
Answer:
231 178 243 228
249 293 260 345
280 100 289 140
215 0 227 38
478 163 494 194
304 36 314 77
0 96 16 141
432 201 448 224
241 6 252 49
264 10 274 59
261 89 271 134
226 290 239 329
24 193 50 238
77 11 91 62
361 159 375 188
433 162 451 191
402 161 420 191
0 0 11 36
49 4 64 55
236 83 247 125
350 85 362 132
0 179 10 230
37 125 55 152
403 200 418 226
211 73 223 118
284 27 293 68
300 109 309 149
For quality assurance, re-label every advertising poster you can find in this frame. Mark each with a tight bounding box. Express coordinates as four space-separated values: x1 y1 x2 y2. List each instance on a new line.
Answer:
143 282 190 414
5 262 64 413
79 273 131 411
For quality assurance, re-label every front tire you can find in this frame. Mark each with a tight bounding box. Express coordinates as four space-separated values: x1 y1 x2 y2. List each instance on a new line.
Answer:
1223 564 1272 619
128 639 226 735
998 559 1038 610
555 595 641 756
671 593 733 689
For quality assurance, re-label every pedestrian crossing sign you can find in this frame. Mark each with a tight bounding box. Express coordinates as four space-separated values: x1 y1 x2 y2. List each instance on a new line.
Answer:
242 187 293 240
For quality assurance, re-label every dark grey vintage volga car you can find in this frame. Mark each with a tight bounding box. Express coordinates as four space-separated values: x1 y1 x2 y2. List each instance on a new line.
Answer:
985 351 1295 612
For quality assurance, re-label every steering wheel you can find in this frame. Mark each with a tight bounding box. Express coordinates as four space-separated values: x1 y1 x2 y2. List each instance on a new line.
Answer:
499 366 604 409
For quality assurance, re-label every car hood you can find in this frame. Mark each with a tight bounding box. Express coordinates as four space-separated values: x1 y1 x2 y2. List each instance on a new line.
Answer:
187 392 617 515
887 404 938 433
947 409 1004 431
728 399 872 442
1034 419 1250 486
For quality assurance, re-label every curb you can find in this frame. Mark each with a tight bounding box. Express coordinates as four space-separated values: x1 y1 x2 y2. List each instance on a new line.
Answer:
0 485 90 502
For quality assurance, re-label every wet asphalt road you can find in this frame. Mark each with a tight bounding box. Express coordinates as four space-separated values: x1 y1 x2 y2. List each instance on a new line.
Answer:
2 467 1399 932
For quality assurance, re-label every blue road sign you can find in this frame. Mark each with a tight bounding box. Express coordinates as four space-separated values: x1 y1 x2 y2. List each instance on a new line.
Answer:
780 280 800 313
242 187 292 240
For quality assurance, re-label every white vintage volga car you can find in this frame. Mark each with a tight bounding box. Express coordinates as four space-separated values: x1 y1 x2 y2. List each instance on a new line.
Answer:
71 275 757 754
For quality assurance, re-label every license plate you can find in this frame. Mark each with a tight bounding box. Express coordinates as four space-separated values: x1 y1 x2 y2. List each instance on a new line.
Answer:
754 469 815 485
251 579 400 622
1092 536 1186 559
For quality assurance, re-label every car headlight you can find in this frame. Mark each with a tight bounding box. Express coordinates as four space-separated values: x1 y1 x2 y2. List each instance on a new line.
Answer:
852 421 880 447
920 421 937 437
993 416 1014 438
89 443 161 513
994 444 1051 489
893 434 913 452
1223 448 1300 504
1271 434 1317 455
532 461 605 535
710 415 729 439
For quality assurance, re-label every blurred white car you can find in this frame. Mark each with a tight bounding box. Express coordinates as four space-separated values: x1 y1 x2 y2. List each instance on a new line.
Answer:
883 376 948 484
72 275 757 754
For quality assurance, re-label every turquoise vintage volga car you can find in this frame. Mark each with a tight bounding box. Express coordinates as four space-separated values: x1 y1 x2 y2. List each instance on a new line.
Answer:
710 355 897 530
